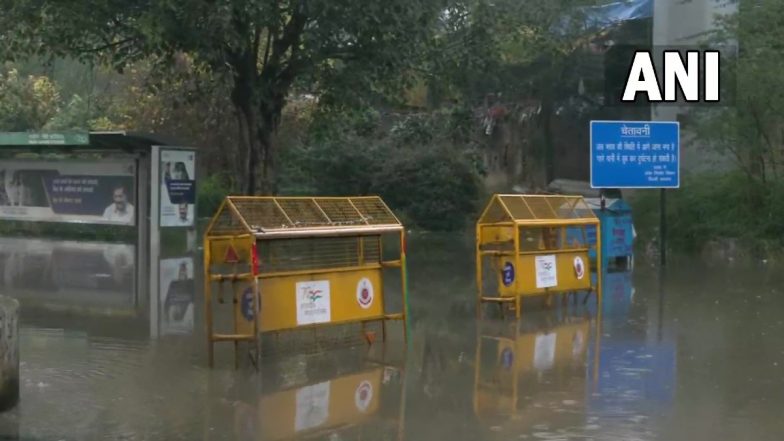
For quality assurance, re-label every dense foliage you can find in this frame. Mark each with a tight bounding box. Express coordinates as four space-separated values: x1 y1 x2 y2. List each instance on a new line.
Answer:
2 0 440 194
279 107 485 230
10 0 779 242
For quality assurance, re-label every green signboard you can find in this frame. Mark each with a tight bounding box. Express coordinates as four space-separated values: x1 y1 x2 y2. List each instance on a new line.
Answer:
0 132 90 146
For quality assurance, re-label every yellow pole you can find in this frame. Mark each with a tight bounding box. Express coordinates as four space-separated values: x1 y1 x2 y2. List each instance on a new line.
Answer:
593 220 603 389
397 354 408 441
400 230 410 343
232 280 239 369
595 221 603 309
472 325 482 415
253 275 261 365
252 237 261 366
593 304 603 390
513 225 521 319
203 238 214 367
475 224 483 318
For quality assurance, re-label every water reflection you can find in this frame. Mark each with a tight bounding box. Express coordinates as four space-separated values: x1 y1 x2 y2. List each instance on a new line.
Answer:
157 256 196 337
0 236 198 341
207 347 406 441
474 312 598 437
586 268 677 441
4 232 784 440
0 237 136 316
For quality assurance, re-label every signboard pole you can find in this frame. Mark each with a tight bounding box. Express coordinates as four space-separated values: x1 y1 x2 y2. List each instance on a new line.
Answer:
660 189 666 267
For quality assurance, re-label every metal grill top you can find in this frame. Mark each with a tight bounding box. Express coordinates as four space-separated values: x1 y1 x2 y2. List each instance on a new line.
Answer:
477 194 598 225
205 196 403 238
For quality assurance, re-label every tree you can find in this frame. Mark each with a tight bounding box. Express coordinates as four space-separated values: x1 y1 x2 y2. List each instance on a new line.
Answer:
2 0 438 193
0 68 60 131
691 0 784 184
419 0 608 186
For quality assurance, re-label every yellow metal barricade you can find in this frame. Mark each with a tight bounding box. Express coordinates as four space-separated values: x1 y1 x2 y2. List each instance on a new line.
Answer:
476 194 602 318
203 196 409 367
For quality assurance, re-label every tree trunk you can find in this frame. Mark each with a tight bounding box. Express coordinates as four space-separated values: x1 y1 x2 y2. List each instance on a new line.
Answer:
229 48 292 195
255 111 277 195
233 97 285 195
231 66 261 196
541 96 555 186
235 104 259 195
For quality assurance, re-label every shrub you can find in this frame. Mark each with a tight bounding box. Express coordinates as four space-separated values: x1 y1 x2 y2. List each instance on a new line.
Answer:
632 172 783 253
197 174 232 218
373 145 483 231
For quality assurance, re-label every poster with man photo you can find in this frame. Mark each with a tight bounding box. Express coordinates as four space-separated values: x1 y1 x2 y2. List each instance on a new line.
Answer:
160 150 196 227
0 160 136 226
158 257 195 335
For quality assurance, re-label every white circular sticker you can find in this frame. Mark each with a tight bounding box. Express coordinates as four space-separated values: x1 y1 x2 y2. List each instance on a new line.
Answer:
573 256 585 279
356 278 374 309
354 380 373 412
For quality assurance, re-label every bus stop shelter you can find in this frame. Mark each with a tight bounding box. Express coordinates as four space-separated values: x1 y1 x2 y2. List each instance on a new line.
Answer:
0 131 198 337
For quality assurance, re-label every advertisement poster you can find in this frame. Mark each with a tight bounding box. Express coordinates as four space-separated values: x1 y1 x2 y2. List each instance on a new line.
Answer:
0 160 136 225
535 254 558 288
296 280 331 325
160 150 196 227
159 257 195 335
0 237 135 314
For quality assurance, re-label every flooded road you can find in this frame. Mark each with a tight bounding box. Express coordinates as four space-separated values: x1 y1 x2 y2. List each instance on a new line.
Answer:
1 233 784 440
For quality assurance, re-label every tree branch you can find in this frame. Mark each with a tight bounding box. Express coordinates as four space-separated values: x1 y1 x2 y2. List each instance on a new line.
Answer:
73 37 137 54
267 0 308 70
750 101 778 179
262 28 272 67
252 23 262 65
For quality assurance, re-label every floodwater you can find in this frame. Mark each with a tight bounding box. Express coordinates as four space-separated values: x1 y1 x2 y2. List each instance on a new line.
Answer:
2 233 784 440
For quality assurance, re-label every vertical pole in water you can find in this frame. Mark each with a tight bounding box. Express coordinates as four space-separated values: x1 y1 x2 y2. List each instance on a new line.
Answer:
660 189 667 267
513 224 522 319
0 296 19 412
149 145 161 339
401 231 410 345
204 240 214 368
658 265 665 343
475 224 483 319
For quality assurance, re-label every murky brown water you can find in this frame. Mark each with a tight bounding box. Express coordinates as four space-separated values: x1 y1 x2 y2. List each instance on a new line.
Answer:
1 234 784 440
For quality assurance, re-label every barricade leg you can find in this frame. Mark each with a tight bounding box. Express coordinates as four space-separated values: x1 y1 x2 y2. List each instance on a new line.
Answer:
206 281 214 368
231 282 237 369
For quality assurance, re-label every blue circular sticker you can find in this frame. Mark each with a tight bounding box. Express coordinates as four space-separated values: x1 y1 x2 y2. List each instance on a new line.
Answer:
240 287 258 322
502 262 515 286
501 348 514 369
